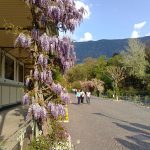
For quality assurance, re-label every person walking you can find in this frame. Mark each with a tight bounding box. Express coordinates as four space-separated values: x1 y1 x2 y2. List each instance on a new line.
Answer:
86 91 91 104
74 88 77 95
76 89 81 104
80 90 85 103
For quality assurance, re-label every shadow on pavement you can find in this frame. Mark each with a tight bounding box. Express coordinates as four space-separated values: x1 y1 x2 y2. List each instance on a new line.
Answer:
130 123 150 131
115 137 149 150
71 102 79 105
113 122 150 150
93 112 150 149
93 112 128 123
0 105 27 138
113 122 149 135
93 112 150 133
0 110 8 136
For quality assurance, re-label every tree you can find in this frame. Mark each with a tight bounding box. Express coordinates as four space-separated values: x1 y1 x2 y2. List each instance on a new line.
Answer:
106 66 126 100
92 78 104 94
145 46 150 74
94 56 107 79
66 64 87 82
14 0 85 149
66 57 97 83
80 79 104 93
83 57 97 80
108 54 123 67
120 39 147 78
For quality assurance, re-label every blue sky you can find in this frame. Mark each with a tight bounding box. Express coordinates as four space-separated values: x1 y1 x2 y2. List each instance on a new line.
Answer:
72 0 150 41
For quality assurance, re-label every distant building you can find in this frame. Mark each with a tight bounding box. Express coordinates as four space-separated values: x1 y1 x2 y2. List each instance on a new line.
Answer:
0 0 32 109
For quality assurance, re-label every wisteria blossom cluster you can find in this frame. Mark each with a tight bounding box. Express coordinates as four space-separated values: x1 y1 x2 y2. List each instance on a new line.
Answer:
15 33 32 48
15 32 76 71
27 103 47 120
51 82 62 95
60 92 70 104
24 0 85 32
38 34 76 71
51 83 70 104
32 66 53 84
22 93 30 105
48 102 66 119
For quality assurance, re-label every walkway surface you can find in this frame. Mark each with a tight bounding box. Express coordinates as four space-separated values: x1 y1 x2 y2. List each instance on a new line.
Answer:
0 105 27 150
0 96 150 150
66 94 150 150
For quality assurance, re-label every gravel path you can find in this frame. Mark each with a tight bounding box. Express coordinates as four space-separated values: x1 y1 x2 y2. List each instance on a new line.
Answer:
66 94 150 150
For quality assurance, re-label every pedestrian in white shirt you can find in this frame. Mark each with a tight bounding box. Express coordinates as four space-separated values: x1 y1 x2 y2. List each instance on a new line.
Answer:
86 91 91 104
80 90 85 103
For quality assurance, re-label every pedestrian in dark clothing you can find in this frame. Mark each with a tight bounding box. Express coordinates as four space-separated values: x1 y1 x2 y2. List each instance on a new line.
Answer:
80 90 85 103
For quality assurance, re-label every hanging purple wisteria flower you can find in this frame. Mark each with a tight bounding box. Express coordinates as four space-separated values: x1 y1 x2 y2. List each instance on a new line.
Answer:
34 67 39 80
57 104 66 117
39 33 50 52
51 6 61 22
25 0 85 33
46 70 53 84
15 33 32 48
32 103 47 120
43 69 47 81
43 56 48 67
60 92 70 104
48 102 66 119
51 82 62 95
31 28 39 41
22 93 29 105
38 54 44 65
48 102 59 118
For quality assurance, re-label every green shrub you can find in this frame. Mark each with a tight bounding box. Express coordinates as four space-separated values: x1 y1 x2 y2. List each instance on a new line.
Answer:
126 86 138 96
27 135 51 150
106 89 114 98
71 81 81 89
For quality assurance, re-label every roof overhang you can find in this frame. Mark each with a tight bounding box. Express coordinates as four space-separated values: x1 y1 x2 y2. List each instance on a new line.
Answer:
0 0 33 67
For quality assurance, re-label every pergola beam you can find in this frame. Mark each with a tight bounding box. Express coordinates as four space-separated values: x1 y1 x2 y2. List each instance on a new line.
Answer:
0 27 32 30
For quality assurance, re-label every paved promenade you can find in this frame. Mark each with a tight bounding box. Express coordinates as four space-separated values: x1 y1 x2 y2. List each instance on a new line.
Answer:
0 105 27 150
0 95 150 150
67 95 150 150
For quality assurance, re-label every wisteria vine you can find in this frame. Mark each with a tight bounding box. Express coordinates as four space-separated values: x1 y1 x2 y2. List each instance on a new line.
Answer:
16 0 85 147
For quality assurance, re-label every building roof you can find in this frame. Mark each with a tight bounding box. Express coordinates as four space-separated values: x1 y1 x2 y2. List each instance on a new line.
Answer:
0 0 33 67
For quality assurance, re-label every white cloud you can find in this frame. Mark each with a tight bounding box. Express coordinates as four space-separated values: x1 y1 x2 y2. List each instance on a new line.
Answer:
134 21 147 30
75 1 91 19
131 30 139 38
145 32 150 36
131 21 147 38
80 32 93 41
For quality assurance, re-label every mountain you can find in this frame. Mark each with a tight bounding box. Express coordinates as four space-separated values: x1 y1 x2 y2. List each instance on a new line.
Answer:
74 36 150 63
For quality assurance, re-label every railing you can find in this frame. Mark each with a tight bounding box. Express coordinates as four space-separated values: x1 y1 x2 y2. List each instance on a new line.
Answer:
2 118 73 150
101 94 150 106
119 95 150 105
2 119 34 150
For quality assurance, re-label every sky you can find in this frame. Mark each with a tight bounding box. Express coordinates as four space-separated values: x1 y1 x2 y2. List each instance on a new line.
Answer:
70 0 150 42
